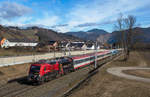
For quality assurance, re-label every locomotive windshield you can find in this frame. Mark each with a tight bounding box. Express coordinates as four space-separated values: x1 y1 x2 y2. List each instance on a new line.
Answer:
49 60 56 65
30 65 41 74
31 66 41 71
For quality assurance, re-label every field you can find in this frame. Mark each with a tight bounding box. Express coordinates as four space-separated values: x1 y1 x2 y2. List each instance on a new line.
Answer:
0 50 150 97
68 50 150 97
0 63 30 85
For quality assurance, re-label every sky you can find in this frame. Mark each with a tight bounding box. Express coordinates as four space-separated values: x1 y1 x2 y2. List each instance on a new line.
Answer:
0 0 150 33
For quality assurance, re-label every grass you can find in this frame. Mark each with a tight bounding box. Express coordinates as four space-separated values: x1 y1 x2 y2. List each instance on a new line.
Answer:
69 50 150 97
0 63 30 84
138 50 150 66
124 70 150 79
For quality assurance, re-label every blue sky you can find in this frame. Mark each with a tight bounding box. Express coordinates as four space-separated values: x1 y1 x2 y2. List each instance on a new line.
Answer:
0 0 150 33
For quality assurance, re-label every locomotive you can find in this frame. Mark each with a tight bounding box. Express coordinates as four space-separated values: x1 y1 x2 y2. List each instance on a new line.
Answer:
28 50 118 84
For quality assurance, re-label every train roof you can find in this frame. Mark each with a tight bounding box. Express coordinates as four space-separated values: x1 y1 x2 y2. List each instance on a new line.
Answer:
71 50 110 60
32 50 111 65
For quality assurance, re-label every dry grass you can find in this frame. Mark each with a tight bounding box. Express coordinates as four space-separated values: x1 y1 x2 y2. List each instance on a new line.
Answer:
124 70 150 78
69 51 150 97
0 63 30 84
0 48 38 56
138 50 150 66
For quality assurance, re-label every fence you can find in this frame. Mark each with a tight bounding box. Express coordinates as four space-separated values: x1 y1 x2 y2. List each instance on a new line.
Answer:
0 50 105 67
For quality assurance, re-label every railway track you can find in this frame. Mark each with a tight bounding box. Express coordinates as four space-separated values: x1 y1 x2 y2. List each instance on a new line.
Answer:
0 77 36 97
1 85 35 97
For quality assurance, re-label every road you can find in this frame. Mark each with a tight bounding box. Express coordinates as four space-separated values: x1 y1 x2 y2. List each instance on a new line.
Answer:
0 50 105 67
107 67 150 83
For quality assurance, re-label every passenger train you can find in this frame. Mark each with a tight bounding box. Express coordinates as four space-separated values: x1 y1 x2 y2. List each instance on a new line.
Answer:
28 50 119 84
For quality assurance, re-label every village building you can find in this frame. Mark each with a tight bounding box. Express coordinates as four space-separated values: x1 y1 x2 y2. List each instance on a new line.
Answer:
0 38 38 48
86 43 100 50
60 41 69 48
86 44 95 50
37 40 59 52
69 42 86 50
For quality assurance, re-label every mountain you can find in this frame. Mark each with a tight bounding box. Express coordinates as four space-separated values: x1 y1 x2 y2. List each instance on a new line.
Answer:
87 28 107 34
0 25 82 42
96 27 150 44
66 29 108 41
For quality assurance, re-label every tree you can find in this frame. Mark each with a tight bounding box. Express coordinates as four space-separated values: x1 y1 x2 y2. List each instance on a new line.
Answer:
124 15 136 58
114 14 136 60
114 14 127 60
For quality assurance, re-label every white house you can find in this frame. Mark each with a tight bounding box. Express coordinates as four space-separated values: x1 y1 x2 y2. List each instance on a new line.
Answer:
69 42 86 50
0 38 38 48
86 44 95 50
86 43 101 50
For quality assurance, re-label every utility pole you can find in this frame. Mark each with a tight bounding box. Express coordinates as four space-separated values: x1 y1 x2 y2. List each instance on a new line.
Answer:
64 48 66 56
68 42 71 57
54 47 56 58
94 41 97 69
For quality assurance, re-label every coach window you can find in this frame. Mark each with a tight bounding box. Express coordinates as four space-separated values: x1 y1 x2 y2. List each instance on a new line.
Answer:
75 60 79 64
78 60 81 63
83 59 85 61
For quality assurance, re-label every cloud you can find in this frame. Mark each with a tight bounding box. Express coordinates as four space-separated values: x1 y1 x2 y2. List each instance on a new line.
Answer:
67 0 150 27
2 11 60 29
2 16 33 27
33 16 59 27
0 0 150 33
0 2 31 20
76 20 115 27
76 23 100 27
51 24 68 28
53 26 71 33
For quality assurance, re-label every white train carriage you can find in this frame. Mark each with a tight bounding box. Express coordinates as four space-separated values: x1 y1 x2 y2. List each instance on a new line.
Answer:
72 50 114 69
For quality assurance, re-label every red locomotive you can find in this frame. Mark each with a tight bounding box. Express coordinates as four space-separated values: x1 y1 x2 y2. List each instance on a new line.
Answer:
28 50 117 84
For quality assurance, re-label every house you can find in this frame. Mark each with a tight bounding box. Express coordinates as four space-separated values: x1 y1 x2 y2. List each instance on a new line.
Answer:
0 38 38 48
47 41 58 47
86 43 101 50
86 44 95 50
60 42 69 48
69 42 86 50
45 41 58 51
37 40 59 52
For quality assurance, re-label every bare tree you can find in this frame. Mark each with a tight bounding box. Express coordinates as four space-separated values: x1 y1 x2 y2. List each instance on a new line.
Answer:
114 14 127 59
114 14 136 60
124 15 136 58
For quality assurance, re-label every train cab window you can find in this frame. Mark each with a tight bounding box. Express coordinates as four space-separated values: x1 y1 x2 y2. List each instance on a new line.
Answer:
49 61 56 65
31 66 40 71
30 65 40 73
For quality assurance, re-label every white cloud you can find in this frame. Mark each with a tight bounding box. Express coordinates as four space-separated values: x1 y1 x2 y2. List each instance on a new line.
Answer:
33 16 59 27
0 0 150 33
0 1 31 20
2 16 33 27
67 0 150 28
1 12 60 29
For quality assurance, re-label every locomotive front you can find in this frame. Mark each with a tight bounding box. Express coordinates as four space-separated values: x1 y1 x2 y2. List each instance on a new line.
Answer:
28 64 42 82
